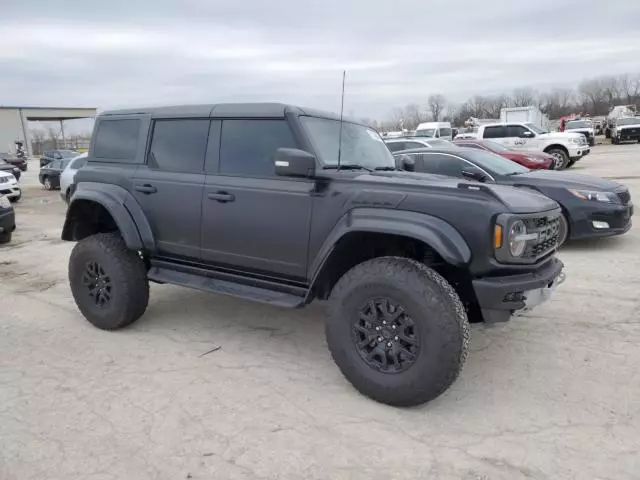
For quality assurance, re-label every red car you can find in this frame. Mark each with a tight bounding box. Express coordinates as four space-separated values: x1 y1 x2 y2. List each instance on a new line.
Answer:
453 139 555 170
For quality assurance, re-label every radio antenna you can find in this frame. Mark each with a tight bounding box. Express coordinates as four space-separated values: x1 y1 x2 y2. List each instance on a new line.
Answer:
337 70 346 170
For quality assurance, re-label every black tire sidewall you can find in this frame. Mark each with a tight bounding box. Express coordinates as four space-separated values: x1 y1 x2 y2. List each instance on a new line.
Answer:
327 259 467 406
69 234 148 330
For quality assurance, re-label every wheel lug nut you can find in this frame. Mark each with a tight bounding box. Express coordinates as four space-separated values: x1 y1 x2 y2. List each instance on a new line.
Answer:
394 336 399 341
382 321 386 325
375 326 381 331
392 325 396 329
378 337 383 342
387 342 392 347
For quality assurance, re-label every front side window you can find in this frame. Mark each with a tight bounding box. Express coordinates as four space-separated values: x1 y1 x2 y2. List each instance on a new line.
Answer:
438 128 452 138
148 119 209 173
94 119 141 161
301 116 395 170
220 119 297 177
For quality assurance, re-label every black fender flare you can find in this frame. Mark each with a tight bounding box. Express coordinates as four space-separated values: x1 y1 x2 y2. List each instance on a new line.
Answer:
308 208 471 283
62 183 155 251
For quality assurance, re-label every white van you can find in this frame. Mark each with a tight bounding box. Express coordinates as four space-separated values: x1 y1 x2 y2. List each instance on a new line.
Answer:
415 122 453 140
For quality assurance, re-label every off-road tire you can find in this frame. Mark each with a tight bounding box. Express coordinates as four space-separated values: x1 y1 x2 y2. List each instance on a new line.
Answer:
69 232 149 330
326 256 470 407
0 232 11 244
548 148 569 170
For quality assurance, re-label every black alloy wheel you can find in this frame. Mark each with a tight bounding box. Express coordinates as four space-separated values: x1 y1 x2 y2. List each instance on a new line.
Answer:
353 297 420 373
82 261 113 308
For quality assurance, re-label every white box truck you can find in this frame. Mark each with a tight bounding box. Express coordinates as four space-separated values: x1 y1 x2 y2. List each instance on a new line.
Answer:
500 107 549 130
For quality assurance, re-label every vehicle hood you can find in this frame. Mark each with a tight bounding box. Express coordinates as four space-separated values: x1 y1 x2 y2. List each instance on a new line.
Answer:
355 170 559 213
565 127 594 134
539 131 584 141
616 122 640 130
513 170 624 191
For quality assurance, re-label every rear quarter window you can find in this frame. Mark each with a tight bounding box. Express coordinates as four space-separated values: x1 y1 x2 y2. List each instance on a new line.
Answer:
93 119 141 162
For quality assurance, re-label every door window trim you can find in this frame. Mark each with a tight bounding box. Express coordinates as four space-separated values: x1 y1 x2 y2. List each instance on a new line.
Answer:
410 151 495 181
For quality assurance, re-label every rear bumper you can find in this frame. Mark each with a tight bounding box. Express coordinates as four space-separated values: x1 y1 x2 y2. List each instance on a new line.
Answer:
473 257 564 322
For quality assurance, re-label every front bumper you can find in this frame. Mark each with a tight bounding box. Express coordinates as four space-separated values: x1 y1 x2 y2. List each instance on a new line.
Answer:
569 201 633 240
0 207 16 234
473 257 565 323
616 129 640 142
568 146 590 160
0 184 21 199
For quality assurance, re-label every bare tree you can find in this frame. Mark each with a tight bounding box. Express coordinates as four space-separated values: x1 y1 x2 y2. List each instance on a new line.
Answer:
485 94 509 118
388 107 405 130
601 75 623 108
619 73 640 105
466 95 489 118
578 78 607 115
47 127 60 141
427 94 446 121
511 87 537 107
403 103 424 129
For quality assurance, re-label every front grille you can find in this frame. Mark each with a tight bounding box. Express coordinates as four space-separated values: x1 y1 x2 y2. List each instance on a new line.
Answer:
617 190 631 205
523 215 560 259
0 189 11 194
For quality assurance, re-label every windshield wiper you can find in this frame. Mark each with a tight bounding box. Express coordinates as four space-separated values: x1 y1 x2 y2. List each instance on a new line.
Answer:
373 166 398 171
323 164 372 172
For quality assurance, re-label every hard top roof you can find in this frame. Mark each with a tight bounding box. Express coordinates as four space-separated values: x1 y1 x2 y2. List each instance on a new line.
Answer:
100 103 357 123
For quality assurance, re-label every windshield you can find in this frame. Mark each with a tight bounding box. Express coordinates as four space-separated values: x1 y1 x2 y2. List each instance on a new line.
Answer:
464 149 529 176
425 139 452 147
59 150 78 158
482 140 510 152
617 117 640 126
300 116 395 169
525 123 548 134
566 120 591 129
415 128 436 137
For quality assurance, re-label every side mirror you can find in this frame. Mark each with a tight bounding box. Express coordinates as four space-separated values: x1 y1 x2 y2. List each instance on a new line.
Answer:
275 148 316 178
520 130 534 138
395 154 415 172
462 169 487 182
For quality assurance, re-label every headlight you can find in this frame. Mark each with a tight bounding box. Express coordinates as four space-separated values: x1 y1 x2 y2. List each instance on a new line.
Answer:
568 189 618 203
569 137 585 144
0 195 10 209
508 220 527 257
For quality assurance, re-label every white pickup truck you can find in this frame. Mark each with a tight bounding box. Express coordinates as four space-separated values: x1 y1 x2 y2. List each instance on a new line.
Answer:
475 122 589 169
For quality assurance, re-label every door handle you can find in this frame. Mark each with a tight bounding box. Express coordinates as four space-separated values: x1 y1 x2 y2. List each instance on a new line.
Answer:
207 191 235 203
134 184 157 194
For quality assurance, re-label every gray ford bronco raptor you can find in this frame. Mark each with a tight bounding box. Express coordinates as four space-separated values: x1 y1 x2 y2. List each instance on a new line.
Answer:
62 103 565 406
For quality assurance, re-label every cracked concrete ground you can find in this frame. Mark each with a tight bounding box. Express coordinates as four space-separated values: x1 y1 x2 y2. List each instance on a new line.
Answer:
1 143 639 480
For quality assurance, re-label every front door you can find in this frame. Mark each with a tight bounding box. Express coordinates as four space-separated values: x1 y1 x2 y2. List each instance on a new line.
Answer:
502 124 539 152
201 118 313 279
133 118 210 259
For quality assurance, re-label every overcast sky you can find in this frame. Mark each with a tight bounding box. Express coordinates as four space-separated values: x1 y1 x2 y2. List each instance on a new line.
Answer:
2 0 640 123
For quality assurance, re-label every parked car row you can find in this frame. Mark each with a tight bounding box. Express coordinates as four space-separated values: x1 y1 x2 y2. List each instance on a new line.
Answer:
0 194 15 244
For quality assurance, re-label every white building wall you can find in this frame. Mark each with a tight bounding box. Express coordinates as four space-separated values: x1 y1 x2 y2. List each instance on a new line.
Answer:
0 109 24 153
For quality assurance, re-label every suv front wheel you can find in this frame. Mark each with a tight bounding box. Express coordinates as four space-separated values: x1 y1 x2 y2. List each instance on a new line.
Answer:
69 232 149 330
326 257 470 407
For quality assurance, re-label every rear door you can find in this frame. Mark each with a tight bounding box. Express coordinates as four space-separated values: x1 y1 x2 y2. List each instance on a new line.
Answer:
132 118 209 259
201 118 313 279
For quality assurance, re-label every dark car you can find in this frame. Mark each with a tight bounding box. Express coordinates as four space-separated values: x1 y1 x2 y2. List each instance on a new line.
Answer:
0 159 21 181
39 158 73 190
0 194 16 244
61 103 566 407
0 152 28 172
40 149 79 167
453 139 555 170
395 147 632 245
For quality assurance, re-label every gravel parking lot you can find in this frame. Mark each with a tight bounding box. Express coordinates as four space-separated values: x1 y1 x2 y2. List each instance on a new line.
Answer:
2 143 639 480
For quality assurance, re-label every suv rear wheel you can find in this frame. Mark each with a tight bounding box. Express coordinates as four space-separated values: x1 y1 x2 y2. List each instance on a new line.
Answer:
326 256 469 406
69 232 149 330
